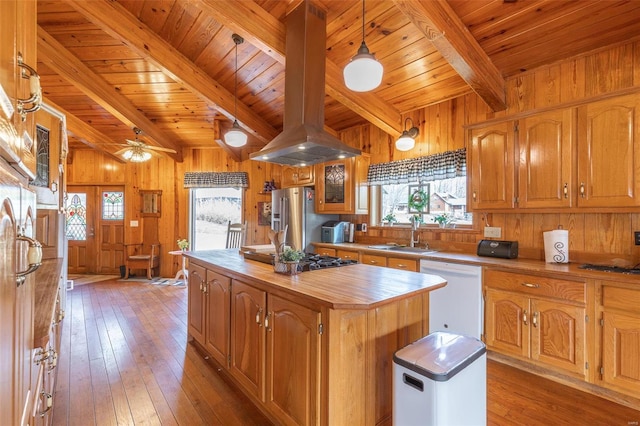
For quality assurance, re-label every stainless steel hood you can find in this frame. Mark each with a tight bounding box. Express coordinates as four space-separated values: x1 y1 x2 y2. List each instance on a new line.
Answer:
250 1 361 166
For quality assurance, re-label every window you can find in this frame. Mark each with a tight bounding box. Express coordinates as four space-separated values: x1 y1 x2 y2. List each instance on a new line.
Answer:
66 193 87 240
102 191 124 220
190 187 242 250
368 149 471 227
380 176 471 226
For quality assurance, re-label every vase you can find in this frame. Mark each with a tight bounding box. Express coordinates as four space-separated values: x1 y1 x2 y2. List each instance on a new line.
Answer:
438 223 446 228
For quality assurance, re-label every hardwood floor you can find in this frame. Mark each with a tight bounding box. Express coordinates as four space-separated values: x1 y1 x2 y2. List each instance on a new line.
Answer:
51 277 640 425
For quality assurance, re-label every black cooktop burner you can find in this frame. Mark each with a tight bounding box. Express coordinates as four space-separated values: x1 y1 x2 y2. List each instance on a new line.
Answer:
242 251 357 272
301 254 357 271
578 263 640 274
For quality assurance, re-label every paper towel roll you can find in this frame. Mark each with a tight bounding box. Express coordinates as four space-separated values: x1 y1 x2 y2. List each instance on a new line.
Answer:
543 229 569 263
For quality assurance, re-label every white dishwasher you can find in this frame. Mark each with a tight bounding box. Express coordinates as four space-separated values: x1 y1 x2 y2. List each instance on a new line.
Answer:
420 260 483 339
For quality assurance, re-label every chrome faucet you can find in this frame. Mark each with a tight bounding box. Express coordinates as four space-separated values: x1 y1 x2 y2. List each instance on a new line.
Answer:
410 219 420 248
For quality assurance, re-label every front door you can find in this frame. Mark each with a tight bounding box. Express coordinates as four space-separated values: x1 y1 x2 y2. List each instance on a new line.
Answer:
66 185 125 275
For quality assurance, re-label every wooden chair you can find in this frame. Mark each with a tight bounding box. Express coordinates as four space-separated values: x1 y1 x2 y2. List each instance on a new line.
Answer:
124 243 160 280
225 221 247 249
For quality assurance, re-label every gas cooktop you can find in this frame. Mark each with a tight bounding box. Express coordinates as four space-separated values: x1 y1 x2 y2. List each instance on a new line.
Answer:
578 263 640 275
242 251 357 272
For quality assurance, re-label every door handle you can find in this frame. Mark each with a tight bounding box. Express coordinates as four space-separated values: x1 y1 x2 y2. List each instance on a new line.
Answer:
16 234 42 286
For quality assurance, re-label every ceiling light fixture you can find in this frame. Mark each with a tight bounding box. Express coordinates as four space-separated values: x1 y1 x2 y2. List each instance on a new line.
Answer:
343 0 383 92
396 118 419 151
121 128 153 162
224 34 247 148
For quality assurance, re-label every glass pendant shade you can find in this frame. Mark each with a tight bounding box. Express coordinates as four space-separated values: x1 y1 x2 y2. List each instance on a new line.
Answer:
123 148 152 162
395 132 416 151
343 41 383 92
224 120 248 147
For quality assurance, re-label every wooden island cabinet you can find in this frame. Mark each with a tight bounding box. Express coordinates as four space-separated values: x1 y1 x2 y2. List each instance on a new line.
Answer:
185 249 445 426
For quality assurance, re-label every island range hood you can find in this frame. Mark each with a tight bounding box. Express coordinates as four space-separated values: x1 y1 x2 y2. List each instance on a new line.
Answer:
250 1 361 166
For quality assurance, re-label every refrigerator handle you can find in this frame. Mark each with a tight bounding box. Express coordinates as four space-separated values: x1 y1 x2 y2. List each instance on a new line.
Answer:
281 197 288 244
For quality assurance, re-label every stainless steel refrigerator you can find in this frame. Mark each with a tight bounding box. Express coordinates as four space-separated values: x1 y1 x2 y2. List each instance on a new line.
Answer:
271 187 337 253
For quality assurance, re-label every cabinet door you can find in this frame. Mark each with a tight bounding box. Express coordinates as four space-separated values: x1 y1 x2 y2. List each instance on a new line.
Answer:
469 122 516 210
361 253 387 267
282 165 314 188
230 280 266 401
484 289 529 358
387 257 418 272
265 295 321 426
518 109 574 208
335 249 358 262
354 154 369 214
315 159 354 213
530 299 587 378
187 263 206 345
577 94 640 207
205 270 231 368
601 311 640 395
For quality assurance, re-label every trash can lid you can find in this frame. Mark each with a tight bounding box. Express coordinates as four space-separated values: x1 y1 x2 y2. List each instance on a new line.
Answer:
393 332 486 382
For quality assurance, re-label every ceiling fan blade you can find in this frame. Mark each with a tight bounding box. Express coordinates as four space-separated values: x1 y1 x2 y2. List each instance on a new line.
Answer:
143 145 177 153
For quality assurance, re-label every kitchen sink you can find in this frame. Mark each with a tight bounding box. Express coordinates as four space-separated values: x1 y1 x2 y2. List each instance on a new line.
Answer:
367 244 437 255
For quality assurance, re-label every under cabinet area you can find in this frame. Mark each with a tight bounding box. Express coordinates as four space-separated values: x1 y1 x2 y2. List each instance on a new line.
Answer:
484 269 589 380
598 282 640 396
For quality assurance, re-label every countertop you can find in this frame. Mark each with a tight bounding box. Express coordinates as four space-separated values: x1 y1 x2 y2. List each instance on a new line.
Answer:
312 242 640 285
184 249 446 310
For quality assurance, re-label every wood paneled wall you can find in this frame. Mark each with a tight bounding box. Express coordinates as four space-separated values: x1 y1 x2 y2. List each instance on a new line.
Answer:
67 40 640 277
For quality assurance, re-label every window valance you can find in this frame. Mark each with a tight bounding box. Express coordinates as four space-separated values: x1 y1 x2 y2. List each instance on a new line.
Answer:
367 148 466 185
183 172 249 188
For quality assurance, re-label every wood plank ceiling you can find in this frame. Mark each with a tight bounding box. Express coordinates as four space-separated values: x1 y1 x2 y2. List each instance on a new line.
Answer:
36 0 640 162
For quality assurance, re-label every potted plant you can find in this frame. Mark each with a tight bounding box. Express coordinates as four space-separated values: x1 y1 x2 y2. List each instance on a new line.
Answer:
432 213 452 228
382 213 397 226
280 247 305 263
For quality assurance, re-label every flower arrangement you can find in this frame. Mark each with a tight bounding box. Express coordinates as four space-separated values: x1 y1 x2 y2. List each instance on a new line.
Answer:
177 238 189 250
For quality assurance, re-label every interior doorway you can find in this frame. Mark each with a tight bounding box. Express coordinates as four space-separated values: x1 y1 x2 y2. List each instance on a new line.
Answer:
66 185 125 275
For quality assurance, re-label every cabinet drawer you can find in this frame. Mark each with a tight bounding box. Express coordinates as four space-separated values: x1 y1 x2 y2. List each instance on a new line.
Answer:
387 257 418 272
336 250 358 261
484 270 586 303
315 247 336 257
602 285 640 314
361 254 387 267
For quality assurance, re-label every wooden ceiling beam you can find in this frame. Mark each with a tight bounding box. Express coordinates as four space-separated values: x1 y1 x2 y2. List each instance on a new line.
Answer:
64 0 278 147
196 0 403 137
392 0 506 112
37 27 184 162
43 98 126 163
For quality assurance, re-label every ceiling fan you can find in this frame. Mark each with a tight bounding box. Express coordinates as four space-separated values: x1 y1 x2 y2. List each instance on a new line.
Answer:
112 128 177 162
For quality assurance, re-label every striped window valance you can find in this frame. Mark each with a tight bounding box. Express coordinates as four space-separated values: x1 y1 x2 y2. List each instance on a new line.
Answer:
367 148 466 185
183 172 249 188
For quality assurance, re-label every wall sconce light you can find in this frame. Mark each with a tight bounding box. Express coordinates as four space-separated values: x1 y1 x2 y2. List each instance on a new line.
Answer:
225 34 247 147
16 52 42 121
343 0 383 92
396 118 419 151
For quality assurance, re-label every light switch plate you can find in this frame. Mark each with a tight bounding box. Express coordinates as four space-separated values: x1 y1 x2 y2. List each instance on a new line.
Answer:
484 226 502 238
130 220 139 227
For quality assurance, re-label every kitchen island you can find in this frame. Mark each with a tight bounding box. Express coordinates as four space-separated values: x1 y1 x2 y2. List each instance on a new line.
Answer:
184 249 446 426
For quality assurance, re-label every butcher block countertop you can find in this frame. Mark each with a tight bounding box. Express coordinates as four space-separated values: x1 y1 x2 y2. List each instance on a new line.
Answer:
313 242 640 285
184 249 447 309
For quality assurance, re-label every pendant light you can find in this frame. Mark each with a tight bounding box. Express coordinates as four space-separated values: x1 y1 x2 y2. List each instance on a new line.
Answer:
395 118 419 151
343 0 383 92
225 34 247 147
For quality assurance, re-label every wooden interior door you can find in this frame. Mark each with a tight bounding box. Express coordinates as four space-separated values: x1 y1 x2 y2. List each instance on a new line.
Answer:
66 185 124 275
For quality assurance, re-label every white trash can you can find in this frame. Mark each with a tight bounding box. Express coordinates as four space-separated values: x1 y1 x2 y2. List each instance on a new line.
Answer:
393 331 487 426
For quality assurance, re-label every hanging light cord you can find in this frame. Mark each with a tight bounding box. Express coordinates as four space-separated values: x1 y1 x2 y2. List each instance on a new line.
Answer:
361 0 365 43
234 38 238 121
